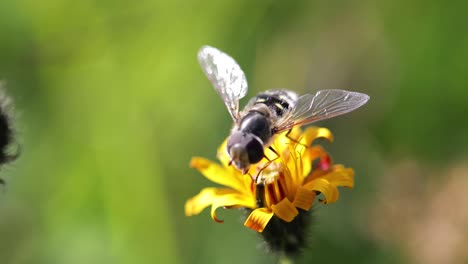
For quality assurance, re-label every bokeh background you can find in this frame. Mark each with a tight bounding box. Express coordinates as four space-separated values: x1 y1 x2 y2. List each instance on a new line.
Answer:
1 1 467 263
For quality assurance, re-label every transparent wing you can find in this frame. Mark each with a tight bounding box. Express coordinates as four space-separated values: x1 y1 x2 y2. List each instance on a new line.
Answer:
197 45 248 121
274 89 370 133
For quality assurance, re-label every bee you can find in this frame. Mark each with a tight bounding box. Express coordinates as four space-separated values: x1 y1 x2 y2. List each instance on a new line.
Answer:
197 46 369 174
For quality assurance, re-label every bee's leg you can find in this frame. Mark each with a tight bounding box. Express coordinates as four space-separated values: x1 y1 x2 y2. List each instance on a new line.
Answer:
267 146 280 161
245 171 256 182
262 146 280 165
255 146 281 184
285 129 308 147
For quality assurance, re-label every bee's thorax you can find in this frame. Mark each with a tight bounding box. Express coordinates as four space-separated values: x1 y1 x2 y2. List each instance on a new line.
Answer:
239 111 272 144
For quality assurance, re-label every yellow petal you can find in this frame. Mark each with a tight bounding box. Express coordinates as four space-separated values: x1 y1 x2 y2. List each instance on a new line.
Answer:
185 187 229 216
303 127 333 145
287 145 303 188
321 165 355 188
190 157 250 193
277 167 296 203
270 129 299 154
287 145 327 185
293 187 316 211
299 145 328 178
278 159 295 201
305 145 328 162
209 192 256 223
303 178 339 204
283 137 330 186
244 208 274 232
271 198 299 222
216 139 230 166
185 188 254 219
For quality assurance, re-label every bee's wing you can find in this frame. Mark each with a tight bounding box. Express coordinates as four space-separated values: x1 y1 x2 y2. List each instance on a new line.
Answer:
197 46 248 121
274 89 370 133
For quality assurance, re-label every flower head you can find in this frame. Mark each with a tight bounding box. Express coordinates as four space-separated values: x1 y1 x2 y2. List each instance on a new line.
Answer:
0 82 19 186
185 127 354 255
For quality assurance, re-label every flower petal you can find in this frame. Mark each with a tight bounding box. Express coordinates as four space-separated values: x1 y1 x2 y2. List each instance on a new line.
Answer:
282 139 330 187
244 208 274 232
306 145 328 162
210 192 256 223
299 146 328 178
190 157 250 193
271 198 299 222
271 128 301 154
286 145 303 190
321 165 355 188
303 178 339 204
216 139 230 166
278 160 296 202
293 187 316 211
185 187 254 220
304 127 333 144
185 187 230 216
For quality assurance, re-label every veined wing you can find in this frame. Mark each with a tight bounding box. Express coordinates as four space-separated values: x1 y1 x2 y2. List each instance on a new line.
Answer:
197 46 248 121
274 89 370 133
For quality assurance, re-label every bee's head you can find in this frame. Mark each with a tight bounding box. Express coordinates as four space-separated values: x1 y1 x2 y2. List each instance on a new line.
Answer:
227 131 264 174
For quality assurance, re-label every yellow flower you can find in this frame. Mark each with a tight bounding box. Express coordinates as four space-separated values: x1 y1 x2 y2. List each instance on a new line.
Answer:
185 127 354 233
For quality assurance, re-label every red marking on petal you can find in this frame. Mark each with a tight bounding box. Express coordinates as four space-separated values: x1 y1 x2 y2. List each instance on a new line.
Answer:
319 155 331 171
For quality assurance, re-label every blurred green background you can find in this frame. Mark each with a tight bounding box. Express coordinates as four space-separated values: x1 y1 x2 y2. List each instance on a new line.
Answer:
1 0 467 263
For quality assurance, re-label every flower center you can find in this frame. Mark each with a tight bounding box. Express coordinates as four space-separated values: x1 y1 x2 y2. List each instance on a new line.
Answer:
254 162 288 209
255 162 281 184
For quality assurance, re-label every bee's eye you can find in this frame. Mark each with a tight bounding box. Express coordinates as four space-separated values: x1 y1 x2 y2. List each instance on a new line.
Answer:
246 138 263 163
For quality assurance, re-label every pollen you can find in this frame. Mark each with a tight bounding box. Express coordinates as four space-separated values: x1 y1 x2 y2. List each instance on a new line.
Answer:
255 162 282 185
